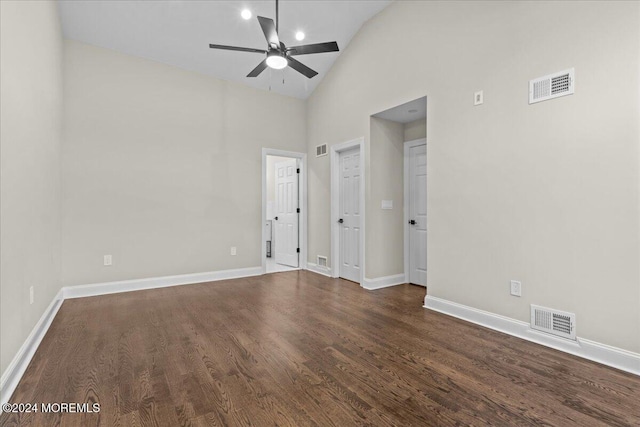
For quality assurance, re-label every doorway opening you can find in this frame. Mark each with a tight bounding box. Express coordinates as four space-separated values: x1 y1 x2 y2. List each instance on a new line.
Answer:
370 96 427 287
262 149 307 274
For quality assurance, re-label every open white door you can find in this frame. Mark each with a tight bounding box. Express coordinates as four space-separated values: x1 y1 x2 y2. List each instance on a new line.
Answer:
408 143 427 285
274 158 299 267
338 147 361 282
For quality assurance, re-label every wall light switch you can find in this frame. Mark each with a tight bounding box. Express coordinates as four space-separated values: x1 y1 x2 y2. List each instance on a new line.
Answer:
381 200 393 210
474 90 484 106
29 286 34 305
230 246 237 256
104 254 112 266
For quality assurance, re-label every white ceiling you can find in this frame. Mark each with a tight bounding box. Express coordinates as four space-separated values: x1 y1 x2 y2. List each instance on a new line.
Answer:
373 97 426 124
58 0 391 99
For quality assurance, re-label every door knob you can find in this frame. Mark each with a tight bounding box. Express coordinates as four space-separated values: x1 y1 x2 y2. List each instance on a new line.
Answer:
409 220 416 225
274 216 278 220
338 218 344 224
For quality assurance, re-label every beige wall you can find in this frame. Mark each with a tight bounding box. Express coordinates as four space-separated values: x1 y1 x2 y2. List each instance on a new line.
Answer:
61 41 306 286
366 116 427 278
0 1 63 374
307 1 640 352
404 118 426 142
367 117 404 278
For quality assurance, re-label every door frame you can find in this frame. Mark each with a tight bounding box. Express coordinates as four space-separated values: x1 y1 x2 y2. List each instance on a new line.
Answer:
330 137 365 285
404 138 427 284
262 148 307 275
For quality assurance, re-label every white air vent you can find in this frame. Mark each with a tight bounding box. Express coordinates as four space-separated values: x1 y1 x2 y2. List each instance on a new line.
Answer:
317 255 328 267
530 305 576 340
529 68 574 104
316 144 327 157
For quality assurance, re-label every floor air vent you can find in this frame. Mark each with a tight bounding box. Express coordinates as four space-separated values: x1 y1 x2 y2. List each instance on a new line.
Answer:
316 144 327 157
529 68 574 104
530 305 576 340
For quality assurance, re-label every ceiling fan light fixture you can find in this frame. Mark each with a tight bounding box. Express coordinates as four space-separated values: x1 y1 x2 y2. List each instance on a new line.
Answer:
266 51 288 69
209 0 338 79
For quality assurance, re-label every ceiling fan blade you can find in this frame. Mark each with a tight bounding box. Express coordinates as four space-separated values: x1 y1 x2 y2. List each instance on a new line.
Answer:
288 41 339 56
247 59 269 78
209 44 267 54
287 57 318 79
257 16 280 48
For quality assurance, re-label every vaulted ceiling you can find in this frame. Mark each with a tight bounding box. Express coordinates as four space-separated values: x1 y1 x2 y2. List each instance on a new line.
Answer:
58 1 391 99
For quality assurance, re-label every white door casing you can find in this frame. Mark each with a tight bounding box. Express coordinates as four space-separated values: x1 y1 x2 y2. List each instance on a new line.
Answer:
274 158 299 267
338 147 361 282
407 142 427 286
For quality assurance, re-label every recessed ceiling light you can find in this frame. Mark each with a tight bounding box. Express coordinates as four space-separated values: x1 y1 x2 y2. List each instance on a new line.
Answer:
295 31 305 41
408 109 418 113
241 9 252 20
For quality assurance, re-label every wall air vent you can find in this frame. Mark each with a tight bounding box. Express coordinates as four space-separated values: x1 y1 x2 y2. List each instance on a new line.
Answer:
530 305 576 340
529 68 574 104
316 144 328 157
317 255 328 267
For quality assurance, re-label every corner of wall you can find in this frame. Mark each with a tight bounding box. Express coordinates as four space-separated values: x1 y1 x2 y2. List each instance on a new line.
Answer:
0 0 64 376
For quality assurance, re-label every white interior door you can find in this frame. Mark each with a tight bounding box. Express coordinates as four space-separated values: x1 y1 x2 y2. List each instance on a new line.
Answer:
409 144 427 286
275 158 299 267
339 147 361 282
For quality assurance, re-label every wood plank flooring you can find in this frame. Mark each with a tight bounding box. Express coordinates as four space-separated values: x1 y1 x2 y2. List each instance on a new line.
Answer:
1 270 639 426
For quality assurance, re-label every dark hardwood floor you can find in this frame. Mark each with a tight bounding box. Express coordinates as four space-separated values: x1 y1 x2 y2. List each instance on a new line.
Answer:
1 270 639 426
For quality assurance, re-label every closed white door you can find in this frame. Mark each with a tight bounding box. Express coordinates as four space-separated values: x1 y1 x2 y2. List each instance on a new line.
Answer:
339 148 361 283
409 144 427 286
275 159 299 267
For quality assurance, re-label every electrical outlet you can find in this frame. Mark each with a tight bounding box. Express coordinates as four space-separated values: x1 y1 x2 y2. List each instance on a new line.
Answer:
510 280 522 297
230 247 237 256
104 254 112 266
29 286 34 305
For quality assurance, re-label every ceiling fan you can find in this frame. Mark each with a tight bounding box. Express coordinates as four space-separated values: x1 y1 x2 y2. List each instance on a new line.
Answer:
208 0 339 79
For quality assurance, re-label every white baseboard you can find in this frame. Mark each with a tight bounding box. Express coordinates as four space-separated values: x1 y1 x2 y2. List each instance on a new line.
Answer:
424 295 640 376
305 262 332 277
363 274 406 290
1 289 64 405
62 266 262 299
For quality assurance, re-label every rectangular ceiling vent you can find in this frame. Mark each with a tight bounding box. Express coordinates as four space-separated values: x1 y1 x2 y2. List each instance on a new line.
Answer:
530 305 576 340
316 144 328 157
317 255 328 267
529 68 574 104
